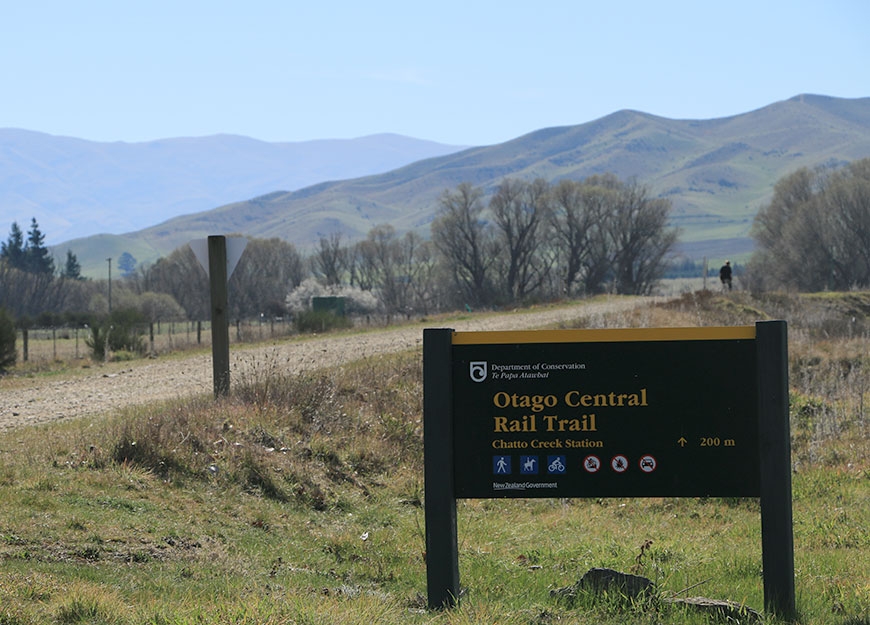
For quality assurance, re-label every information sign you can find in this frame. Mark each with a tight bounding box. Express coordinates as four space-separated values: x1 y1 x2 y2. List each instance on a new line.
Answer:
423 322 795 617
451 327 759 498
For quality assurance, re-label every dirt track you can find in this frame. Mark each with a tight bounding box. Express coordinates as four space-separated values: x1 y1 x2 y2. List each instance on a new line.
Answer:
0 298 642 431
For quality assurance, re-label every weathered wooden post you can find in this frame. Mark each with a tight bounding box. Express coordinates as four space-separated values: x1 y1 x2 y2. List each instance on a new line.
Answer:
190 235 248 399
207 235 230 397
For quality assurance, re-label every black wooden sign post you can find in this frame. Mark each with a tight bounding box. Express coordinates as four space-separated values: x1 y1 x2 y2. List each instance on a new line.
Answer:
756 321 795 617
423 321 795 618
423 328 459 608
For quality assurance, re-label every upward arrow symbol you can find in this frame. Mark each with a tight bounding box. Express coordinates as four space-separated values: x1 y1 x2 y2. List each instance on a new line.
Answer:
678 437 687 447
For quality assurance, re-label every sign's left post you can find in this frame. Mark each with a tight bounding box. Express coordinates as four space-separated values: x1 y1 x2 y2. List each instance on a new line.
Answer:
423 328 460 609
208 235 230 397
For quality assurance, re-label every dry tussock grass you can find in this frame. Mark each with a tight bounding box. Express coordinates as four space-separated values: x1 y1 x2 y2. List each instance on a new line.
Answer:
76 349 425 514
82 291 868 507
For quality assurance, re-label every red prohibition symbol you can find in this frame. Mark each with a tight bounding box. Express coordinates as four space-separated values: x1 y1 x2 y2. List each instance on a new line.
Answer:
611 455 629 473
583 455 601 473
639 454 657 473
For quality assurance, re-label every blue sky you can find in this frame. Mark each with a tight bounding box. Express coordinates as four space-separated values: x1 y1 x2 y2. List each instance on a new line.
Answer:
1 0 867 147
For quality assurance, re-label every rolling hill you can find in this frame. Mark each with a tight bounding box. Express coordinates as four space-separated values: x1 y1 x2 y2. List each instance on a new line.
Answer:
43 95 870 276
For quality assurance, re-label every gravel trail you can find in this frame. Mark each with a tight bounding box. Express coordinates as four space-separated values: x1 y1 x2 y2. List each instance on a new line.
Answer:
0 298 642 431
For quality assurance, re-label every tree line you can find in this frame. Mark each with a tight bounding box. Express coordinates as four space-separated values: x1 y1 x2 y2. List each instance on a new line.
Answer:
4 158 869 369
0 218 84 324
432 175 677 307
1 175 680 332
13 151 870 332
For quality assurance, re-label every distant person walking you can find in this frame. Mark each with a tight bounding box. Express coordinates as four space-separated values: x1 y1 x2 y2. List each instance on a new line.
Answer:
719 260 732 290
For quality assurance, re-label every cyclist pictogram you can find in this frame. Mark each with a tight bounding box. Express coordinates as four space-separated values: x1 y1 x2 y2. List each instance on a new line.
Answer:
547 455 567 474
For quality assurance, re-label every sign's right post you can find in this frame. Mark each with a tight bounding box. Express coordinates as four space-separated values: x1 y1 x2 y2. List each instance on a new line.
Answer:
756 320 796 619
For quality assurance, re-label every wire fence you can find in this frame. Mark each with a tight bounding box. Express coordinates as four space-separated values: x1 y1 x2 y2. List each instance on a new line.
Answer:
16 317 296 364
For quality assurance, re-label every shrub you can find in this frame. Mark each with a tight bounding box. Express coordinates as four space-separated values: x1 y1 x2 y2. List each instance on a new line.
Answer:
0 307 16 373
86 309 146 361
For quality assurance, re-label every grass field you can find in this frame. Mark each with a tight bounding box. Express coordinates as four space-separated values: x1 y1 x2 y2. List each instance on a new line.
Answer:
0 291 868 624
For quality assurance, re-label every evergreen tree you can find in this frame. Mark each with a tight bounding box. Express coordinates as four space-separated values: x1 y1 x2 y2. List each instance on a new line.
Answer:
63 249 83 280
0 222 26 270
25 218 55 275
118 251 137 276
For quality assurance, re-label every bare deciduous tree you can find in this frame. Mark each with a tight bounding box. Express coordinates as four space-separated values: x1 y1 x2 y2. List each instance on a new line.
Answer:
431 182 498 307
550 178 615 295
312 233 348 286
143 247 209 320
347 225 436 317
489 178 552 302
750 167 820 290
609 179 678 295
229 238 304 317
0 261 70 318
403 233 439 314
751 158 870 291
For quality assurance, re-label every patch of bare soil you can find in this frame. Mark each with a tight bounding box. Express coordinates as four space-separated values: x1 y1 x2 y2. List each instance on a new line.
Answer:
0 298 642 431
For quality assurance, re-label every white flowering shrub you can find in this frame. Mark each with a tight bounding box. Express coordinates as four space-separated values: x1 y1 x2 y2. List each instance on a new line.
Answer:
285 278 380 315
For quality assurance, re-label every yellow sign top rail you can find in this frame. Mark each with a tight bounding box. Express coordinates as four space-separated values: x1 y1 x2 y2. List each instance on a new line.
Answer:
451 326 756 345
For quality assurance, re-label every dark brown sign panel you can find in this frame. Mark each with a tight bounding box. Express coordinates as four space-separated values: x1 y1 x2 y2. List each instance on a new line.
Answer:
450 327 760 498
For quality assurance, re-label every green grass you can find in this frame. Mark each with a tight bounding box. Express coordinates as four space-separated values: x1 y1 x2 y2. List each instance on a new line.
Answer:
1 293 868 624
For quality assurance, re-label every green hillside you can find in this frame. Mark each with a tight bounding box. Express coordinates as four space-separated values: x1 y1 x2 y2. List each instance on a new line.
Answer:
64 95 870 277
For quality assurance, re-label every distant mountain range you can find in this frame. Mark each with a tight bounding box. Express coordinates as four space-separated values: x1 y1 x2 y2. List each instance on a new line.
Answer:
5 94 870 278
0 131 467 244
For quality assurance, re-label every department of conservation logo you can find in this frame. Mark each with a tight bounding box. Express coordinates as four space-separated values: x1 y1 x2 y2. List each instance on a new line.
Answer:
469 361 487 382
